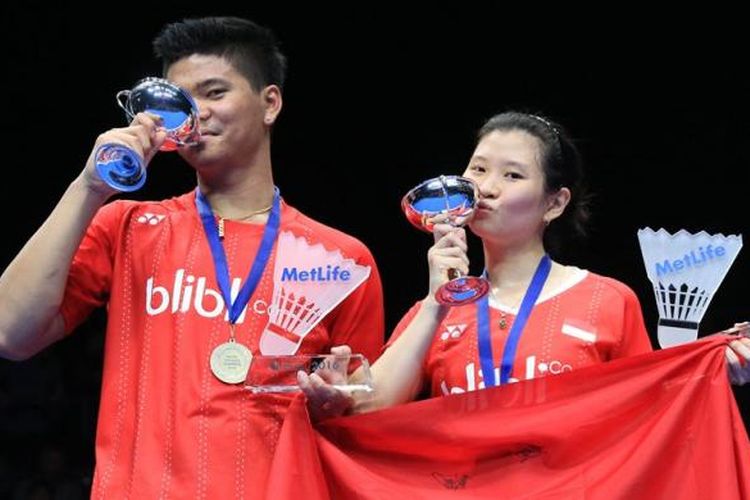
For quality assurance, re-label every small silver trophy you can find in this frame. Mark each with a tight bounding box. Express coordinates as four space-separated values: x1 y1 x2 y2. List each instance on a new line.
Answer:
402 175 489 306
94 77 200 192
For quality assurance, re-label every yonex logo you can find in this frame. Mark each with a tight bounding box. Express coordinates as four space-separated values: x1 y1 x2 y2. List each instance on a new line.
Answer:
137 213 166 225
440 324 467 341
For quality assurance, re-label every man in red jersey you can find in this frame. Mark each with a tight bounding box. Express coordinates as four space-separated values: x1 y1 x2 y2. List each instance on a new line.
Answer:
0 16 384 499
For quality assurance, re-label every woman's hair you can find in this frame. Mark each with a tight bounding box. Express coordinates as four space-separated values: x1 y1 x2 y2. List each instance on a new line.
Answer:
477 111 590 256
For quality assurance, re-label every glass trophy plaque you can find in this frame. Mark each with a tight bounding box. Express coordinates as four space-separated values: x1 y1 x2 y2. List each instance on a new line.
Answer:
245 353 373 394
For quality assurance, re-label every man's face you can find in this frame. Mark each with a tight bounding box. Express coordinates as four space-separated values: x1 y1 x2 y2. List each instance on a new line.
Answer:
166 54 272 170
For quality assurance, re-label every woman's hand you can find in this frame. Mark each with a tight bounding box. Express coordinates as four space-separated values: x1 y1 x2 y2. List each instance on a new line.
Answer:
298 345 355 422
426 222 469 304
725 322 750 385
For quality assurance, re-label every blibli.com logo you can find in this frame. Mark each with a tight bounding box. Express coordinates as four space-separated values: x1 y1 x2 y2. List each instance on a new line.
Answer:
146 269 270 322
440 356 572 395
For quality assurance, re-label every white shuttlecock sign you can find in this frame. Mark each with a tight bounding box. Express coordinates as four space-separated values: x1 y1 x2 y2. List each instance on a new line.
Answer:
637 228 743 348
259 231 371 355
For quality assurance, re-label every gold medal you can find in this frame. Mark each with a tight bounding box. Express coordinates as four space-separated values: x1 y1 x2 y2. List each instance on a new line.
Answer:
210 340 253 384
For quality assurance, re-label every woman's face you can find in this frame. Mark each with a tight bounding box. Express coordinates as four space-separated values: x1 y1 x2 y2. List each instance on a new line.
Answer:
462 129 555 245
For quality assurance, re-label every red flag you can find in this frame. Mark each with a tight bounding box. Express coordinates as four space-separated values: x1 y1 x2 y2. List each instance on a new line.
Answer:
269 336 750 499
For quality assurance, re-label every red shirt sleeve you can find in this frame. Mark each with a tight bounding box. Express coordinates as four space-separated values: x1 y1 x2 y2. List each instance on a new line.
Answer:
384 301 423 350
610 280 653 358
59 201 124 334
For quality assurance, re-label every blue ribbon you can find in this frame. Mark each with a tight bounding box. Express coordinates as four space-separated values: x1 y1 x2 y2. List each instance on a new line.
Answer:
477 254 552 386
194 187 281 324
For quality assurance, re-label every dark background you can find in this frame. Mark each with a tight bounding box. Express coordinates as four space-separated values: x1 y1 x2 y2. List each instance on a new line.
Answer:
1 5 748 497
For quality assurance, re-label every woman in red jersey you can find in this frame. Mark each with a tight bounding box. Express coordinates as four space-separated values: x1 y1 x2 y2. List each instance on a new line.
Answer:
301 111 750 419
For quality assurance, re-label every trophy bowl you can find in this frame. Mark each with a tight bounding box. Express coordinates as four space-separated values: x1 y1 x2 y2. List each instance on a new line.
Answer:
95 77 201 192
402 175 489 306
116 77 200 151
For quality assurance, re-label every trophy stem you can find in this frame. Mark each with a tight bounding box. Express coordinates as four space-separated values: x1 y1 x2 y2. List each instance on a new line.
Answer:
447 268 461 281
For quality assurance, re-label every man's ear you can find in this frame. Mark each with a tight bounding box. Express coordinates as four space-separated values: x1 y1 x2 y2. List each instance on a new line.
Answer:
261 85 283 126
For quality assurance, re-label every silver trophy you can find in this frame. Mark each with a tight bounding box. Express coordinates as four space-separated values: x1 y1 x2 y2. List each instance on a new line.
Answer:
402 175 489 306
94 77 200 192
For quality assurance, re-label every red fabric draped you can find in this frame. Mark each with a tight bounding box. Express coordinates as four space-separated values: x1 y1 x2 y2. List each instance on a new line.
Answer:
268 336 750 499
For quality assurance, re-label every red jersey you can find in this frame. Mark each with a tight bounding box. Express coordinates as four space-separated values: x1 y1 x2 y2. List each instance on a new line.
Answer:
60 191 384 499
388 270 652 397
